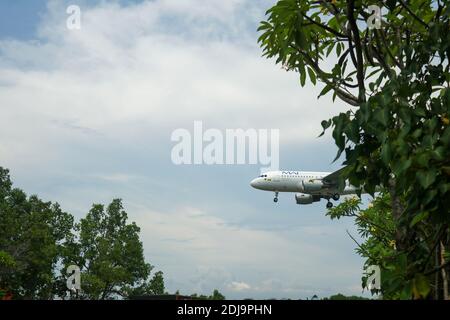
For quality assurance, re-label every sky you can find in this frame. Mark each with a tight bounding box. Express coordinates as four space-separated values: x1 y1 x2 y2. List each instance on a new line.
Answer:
0 0 372 299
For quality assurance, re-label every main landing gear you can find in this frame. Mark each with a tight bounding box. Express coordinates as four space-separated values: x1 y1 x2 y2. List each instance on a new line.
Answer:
326 194 340 208
324 195 334 209
274 191 279 203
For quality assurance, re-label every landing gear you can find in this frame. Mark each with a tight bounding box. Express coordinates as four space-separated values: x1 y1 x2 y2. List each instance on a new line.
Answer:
332 193 340 201
274 191 279 203
326 201 333 209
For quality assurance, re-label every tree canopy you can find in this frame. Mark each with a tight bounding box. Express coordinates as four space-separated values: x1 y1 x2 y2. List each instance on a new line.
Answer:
0 167 164 300
259 0 450 299
65 199 164 299
0 167 73 299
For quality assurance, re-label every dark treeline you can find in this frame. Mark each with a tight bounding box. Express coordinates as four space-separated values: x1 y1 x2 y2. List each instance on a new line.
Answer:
0 166 163 300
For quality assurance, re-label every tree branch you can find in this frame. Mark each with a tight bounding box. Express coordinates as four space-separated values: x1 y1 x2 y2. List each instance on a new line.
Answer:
425 260 450 276
379 28 404 70
347 0 366 102
298 48 361 106
301 12 348 39
399 0 429 28
372 32 394 78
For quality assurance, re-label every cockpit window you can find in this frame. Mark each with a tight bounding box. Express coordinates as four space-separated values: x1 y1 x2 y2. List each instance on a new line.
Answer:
259 174 268 178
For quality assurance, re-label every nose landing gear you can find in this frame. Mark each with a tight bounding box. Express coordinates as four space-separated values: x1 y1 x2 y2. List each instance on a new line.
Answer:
274 191 279 203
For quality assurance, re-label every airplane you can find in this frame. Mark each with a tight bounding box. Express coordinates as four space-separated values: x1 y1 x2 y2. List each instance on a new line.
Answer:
250 168 360 209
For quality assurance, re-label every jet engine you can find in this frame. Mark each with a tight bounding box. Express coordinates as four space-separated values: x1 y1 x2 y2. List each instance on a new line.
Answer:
295 193 320 205
299 180 324 192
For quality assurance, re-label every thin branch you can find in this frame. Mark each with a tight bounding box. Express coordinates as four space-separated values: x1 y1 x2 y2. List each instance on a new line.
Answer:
421 225 447 273
301 12 348 39
347 25 359 70
399 0 429 28
356 213 396 237
379 28 404 70
372 32 394 78
425 260 450 276
347 0 366 102
346 230 378 261
362 30 376 67
434 2 443 22
342 80 360 88
298 48 361 106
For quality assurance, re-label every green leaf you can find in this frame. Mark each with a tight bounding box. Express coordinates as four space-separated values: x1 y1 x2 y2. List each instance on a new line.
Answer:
415 152 430 168
336 42 342 56
257 21 271 32
381 144 391 165
307 67 316 85
432 146 446 161
318 119 331 137
399 281 412 300
410 211 429 227
373 108 389 127
422 190 438 206
318 84 333 98
416 170 436 189
393 158 412 176
412 274 430 299
321 119 331 130
326 42 335 57
366 68 382 80
300 69 306 87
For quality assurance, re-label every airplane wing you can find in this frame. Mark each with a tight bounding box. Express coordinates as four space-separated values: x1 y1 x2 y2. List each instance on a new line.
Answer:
322 167 348 185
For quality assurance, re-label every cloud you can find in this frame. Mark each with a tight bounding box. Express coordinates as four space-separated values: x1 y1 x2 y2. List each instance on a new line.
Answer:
0 0 367 299
0 0 348 149
128 203 365 298
228 281 251 292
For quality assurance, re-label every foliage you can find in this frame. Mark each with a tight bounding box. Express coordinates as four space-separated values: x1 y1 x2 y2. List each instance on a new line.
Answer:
329 195 416 298
63 198 163 300
190 289 226 300
323 293 370 300
0 167 74 299
210 289 226 300
259 0 450 299
0 167 163 299
124 271 166 297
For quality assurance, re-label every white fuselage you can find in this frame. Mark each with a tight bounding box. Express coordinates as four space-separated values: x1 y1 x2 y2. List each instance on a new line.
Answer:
250 171 357 196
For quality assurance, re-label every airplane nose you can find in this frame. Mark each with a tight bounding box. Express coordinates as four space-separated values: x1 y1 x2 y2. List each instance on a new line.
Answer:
250 178 258 188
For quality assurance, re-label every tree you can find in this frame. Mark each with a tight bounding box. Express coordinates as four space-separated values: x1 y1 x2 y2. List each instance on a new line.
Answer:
259 0 449 299
1 167 164 300
323 293 370 300
64 199 163 300
210 289 226 300
125 271 166 297
190 289 226 300
0 167 74 299
328 195 401 298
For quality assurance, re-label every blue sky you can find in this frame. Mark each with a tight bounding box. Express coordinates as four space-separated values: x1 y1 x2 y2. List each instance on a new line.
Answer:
0 0 372 299
0 1 45 39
